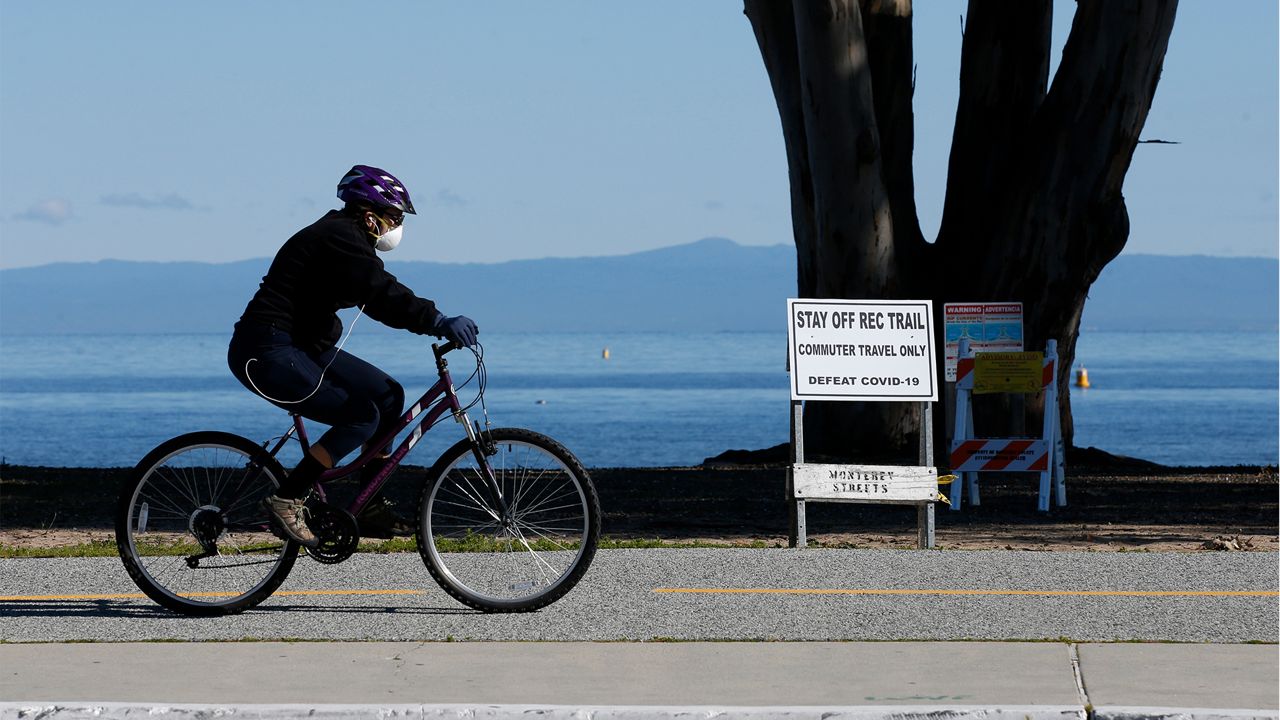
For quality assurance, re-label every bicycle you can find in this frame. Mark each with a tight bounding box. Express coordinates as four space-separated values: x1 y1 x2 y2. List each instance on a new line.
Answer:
115 340 601 616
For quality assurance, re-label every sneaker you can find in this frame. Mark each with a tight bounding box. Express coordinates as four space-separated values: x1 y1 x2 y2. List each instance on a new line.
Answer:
357 498 415 538
262 495 319 548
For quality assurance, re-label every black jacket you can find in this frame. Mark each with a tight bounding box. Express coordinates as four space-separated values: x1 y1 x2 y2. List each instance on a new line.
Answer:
239 209 438 353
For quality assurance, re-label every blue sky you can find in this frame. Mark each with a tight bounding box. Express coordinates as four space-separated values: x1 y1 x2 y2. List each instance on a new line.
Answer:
0 1 1275 269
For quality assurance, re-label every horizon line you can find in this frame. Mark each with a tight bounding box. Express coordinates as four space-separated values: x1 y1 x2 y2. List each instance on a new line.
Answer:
3 240 1278 272
0 236 785 272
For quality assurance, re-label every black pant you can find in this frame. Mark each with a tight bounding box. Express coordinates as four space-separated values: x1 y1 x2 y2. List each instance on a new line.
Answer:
227 321 404 462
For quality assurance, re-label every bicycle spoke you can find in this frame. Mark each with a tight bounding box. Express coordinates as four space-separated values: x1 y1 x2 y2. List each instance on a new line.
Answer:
513 522 576 552
431 511 502 528
121 437 296 615
515 487 580 518
508 465 553 517
202 464 217 507
515 517 583 536
423 432 597 610
432 519 503 535
220 488 269 519
508 526 561 581
221 462 275 515
436 482 495 509
445 479 501 523
167 465 203 508
142 472 196 516
512 476 568 520
134 506 187 521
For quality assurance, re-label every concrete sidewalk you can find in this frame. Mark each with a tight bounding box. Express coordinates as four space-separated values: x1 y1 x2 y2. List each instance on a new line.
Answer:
2 641 1276 719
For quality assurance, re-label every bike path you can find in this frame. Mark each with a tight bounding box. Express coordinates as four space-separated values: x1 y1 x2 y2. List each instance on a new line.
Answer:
1 641 1276 718
2 549 1277 718
2 549 1276 643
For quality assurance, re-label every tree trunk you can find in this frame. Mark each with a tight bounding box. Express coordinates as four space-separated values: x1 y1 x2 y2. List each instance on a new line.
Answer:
747 0 926 458
747 0 1178 464
744 0 817 297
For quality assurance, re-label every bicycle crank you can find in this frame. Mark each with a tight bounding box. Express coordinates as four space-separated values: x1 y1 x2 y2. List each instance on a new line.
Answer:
304 502 359 564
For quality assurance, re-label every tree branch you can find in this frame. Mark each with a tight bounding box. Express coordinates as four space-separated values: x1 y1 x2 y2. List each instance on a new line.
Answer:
1031 0 1179 274
860 0 926 260
977 0 1177 434
937 0 1052 257
791 0 897 298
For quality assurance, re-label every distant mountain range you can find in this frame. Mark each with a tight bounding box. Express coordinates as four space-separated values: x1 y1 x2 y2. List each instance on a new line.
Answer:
1078 254 1277 332
0 239 1275 335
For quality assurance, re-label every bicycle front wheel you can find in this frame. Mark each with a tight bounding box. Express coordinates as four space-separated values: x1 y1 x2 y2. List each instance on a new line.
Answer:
115 431 299 616
417 428 600 612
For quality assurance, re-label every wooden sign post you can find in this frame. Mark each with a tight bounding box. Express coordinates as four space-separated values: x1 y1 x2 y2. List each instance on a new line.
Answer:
786 299 940 549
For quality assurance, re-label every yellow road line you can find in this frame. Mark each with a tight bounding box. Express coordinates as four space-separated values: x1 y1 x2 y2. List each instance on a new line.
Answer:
273 589 424 597
5 588 1277 603
0 589 426 602
2 593 149 601
654 588 1279 598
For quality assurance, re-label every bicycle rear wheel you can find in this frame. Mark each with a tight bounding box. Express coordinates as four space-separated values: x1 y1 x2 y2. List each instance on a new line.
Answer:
417 428 600 612
115 431 299 616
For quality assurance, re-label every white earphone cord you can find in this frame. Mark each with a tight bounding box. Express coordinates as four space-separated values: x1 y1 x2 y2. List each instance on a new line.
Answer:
244 305 366 405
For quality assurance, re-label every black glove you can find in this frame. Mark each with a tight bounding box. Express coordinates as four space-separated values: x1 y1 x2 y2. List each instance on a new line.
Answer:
431 312 479 348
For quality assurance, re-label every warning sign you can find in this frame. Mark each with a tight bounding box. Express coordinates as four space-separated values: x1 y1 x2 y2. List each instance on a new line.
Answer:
973 351 1043 394
787 299 937 402
944 302 1024 381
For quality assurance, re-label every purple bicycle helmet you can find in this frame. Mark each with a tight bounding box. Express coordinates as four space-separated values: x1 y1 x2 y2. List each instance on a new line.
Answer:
337 165 417 214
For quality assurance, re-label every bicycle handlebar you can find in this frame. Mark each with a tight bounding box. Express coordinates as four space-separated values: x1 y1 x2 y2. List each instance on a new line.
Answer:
432 340 463 359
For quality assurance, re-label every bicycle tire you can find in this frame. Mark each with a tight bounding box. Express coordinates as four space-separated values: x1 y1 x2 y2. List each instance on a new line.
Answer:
115 431 299 616
416 427 600 612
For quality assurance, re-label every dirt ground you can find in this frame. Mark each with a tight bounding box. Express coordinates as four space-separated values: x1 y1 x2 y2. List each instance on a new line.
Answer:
1 456 1275 552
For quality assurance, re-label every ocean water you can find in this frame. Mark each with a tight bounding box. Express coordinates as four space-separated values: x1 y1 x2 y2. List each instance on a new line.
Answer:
0 331 1275 468
1065 331 1278 466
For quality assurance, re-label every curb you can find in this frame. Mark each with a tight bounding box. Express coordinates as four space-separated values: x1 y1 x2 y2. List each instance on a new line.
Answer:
4 705 1278 720
2 702 1280 712
1 703 1091 720
1093 708 1279 720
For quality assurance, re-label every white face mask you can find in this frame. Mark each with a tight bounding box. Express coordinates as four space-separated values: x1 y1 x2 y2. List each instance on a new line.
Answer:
374 223 403 252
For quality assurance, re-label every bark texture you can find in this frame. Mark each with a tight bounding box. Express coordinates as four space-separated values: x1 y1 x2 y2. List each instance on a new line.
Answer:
746 0 1178 463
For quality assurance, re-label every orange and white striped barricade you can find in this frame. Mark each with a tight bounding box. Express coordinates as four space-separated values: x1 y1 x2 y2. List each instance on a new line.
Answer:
950 338 1066 512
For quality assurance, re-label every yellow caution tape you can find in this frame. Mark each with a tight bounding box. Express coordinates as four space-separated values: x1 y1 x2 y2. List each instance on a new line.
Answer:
935 475 956 506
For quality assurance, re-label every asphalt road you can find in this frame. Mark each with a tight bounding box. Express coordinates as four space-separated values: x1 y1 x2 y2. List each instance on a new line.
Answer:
2 549 1277 643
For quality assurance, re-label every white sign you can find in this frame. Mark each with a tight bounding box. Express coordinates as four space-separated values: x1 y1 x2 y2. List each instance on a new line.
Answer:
787 298 938 402
943 302 1024 381
792 463 938 502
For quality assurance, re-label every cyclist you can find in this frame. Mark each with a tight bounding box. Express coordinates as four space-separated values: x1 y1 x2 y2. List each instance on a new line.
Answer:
227 164 479 547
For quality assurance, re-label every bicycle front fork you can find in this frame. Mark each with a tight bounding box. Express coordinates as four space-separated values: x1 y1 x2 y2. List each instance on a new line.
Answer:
456 410 508 520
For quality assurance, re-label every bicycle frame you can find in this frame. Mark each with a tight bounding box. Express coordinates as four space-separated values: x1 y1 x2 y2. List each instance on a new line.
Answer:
259 342 498 518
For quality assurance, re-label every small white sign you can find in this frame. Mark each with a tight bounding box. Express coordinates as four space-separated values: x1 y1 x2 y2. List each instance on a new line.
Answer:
787 298 938 402
792 463 938 502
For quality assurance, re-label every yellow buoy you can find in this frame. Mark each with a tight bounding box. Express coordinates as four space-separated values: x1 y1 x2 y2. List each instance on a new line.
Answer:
1074 366 1091 388
602 347 610 360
